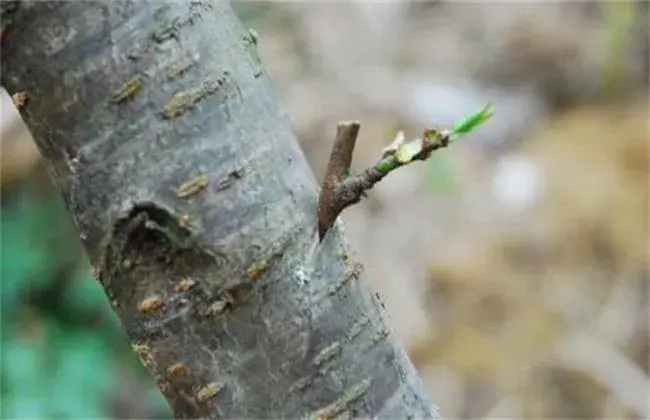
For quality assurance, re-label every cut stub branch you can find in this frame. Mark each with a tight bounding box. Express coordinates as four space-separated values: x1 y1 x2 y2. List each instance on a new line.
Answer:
317 121 361 240
317 105 493 241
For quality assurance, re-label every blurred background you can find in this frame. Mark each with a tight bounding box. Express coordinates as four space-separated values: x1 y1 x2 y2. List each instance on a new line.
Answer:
1 1 648 418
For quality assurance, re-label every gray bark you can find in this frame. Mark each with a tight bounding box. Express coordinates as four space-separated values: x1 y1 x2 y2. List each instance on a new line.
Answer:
1 1 437 418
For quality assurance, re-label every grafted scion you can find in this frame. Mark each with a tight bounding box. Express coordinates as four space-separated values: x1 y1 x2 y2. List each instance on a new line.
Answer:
317 105 493 240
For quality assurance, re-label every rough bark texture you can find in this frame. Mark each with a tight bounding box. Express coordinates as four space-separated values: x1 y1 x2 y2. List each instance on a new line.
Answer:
1 1 437 418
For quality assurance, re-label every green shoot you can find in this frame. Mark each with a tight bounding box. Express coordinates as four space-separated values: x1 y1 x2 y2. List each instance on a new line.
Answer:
450 104 494 140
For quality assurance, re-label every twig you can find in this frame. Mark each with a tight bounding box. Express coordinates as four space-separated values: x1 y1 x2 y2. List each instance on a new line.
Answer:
317 105 493 241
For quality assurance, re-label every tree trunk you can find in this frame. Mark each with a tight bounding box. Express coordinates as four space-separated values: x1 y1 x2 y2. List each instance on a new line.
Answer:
1 1 437 418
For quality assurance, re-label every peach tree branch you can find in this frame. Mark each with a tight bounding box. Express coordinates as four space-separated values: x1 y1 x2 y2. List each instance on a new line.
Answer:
317 104 494 240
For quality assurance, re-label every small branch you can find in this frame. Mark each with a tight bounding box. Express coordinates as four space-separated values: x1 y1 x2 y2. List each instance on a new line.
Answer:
317 105 493 241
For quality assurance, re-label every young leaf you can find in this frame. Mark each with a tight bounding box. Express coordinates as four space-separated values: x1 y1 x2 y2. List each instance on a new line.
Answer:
451 104 494 138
